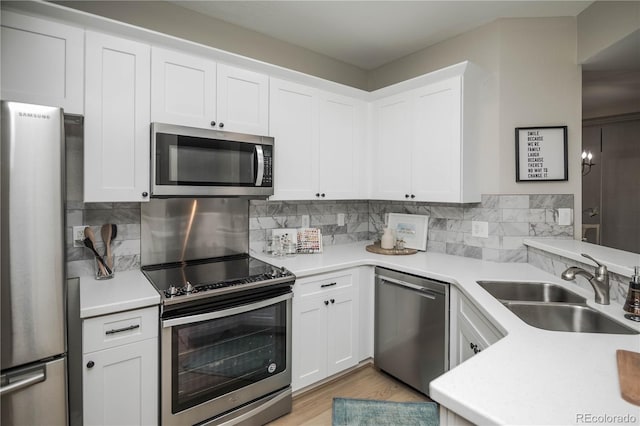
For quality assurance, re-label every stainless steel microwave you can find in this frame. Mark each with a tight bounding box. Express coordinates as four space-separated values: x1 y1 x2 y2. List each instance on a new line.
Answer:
151 123 274 198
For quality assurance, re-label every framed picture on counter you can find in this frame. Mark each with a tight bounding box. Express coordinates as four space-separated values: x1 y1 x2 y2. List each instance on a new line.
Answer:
515 126 568 182
387 213 429 251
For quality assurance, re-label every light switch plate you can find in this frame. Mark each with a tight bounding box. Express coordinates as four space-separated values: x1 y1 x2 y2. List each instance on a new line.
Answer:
558 208 573 225
472 221 489 238
301 215 310 228
337 213 345 226
73 226 87 247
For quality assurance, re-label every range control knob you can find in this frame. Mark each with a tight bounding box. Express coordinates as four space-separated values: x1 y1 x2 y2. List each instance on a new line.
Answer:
167 285 178 296
184 281 194 293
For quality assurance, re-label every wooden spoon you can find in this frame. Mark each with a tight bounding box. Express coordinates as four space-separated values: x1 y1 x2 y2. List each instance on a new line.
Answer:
101 223 115 270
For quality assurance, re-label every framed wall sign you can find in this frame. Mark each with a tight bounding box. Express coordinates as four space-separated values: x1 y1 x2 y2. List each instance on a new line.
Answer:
515 126 568 182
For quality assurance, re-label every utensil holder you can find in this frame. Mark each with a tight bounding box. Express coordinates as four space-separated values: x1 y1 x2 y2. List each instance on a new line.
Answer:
95 257 114 280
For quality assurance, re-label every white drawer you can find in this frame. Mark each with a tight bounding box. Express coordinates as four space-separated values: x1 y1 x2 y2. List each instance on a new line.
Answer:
295 270 354 297
83 306 158 353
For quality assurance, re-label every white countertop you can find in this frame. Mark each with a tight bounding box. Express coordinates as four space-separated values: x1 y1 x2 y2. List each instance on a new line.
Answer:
252 242 640 426
525 238 640 277
79 270 160 318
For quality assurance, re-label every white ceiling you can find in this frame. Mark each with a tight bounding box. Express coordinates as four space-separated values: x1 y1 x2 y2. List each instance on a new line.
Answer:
169 1 593 70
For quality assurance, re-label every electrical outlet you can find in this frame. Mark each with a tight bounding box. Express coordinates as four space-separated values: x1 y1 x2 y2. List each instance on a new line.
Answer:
471 221 489 238
337 213 345 227
73 226 87 247
301 215 310 228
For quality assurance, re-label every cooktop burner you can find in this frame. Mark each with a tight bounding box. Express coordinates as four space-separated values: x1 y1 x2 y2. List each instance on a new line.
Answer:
142 254 294 306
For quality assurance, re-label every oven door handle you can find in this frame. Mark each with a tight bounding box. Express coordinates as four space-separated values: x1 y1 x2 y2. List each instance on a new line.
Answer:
162 292 292 328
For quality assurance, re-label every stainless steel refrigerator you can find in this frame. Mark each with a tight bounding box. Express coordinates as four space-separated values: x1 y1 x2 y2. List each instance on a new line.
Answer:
1 101 67 425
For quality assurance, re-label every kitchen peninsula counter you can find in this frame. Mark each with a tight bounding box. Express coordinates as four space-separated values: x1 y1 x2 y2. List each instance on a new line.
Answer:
252 241 640 426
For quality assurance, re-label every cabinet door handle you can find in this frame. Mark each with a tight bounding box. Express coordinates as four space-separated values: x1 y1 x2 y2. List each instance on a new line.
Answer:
405 194 410 198
141 191 149 197
321 282 337 288
86 361 95 369
330 298 335 304
321 193 326 198
324 300 329 306
210 121 216 127
410 194 415 199
219 122 224 128
105 324 140 335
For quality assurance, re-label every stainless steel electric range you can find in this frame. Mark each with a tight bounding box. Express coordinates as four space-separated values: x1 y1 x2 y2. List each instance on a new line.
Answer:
141 198 294 426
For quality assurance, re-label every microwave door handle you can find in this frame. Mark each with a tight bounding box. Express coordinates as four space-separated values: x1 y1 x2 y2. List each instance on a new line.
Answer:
255 145 265 186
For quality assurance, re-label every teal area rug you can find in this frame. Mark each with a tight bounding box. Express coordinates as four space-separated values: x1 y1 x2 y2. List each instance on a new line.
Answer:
332 398 439 426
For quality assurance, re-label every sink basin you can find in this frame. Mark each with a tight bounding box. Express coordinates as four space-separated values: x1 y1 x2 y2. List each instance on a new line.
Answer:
477 280 638 335
502 302 639 335
477 281 587 303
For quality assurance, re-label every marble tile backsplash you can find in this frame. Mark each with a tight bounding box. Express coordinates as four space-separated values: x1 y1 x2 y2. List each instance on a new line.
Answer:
65 193 573 277
250 194 574 262
527 247 630 306
64 123 142 278
249 200 371 249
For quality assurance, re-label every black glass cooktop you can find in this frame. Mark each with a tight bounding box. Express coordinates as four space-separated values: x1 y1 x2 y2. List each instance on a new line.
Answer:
142 254 294 305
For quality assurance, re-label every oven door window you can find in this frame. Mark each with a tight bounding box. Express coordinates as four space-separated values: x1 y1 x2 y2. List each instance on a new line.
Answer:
172 300 287 413
156 133 258 187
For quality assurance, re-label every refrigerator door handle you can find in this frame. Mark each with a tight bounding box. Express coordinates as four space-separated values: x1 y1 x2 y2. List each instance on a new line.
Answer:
0 368 45 396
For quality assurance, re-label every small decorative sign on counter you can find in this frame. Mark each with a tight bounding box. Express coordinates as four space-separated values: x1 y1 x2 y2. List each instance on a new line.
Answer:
515 126 567 182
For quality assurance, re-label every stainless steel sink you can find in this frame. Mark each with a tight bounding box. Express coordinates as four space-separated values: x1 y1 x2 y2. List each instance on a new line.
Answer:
477 281 586 303
476 280 638 335
502 302 639 335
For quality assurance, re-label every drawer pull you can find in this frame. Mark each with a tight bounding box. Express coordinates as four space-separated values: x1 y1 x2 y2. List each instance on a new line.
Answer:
320 282 337 288
105 324 140 335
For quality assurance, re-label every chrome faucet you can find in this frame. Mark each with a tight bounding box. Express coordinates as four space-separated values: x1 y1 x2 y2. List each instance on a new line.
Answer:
561 253 610 305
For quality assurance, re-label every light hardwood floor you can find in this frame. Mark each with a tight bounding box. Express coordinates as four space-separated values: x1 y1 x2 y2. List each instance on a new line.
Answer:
268 364 432 426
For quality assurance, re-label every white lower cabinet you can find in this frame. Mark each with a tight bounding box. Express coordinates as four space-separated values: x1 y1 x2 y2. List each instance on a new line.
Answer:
449 288 503 368
292 269 359 391
82 306 158 426
440 288 504 426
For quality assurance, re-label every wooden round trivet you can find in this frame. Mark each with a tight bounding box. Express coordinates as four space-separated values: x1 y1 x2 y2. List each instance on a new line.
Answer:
365 241 417 255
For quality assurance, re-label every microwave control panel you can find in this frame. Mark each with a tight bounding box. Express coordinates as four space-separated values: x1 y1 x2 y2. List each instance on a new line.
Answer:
263 146 273 186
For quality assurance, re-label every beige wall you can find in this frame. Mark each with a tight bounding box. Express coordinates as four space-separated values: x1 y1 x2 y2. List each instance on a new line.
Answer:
54 0 369 90
577 1 640 63
368 18 581 199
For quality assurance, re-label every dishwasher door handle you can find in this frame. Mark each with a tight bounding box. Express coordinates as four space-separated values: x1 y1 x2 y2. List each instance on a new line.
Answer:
379 276 439 299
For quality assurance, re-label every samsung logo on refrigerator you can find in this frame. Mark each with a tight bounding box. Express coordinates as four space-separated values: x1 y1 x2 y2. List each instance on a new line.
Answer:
18 111 50 119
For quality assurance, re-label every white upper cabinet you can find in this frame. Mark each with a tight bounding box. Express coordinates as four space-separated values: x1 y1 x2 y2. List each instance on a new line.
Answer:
270 78 365 201
1 11 83 114
84 31 151 202
269 78 318 200
372 63 482 203
151 47 217 129
411 77 463 202
151 47 269 135
317 92 365 200
371 93 413 200
216 63 269 135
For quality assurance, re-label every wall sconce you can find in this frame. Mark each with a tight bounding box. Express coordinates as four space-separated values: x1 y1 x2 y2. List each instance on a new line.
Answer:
581 150 595 176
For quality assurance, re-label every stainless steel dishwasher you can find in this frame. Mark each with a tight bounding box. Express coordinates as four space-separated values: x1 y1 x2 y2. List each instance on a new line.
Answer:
374 267 449 396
